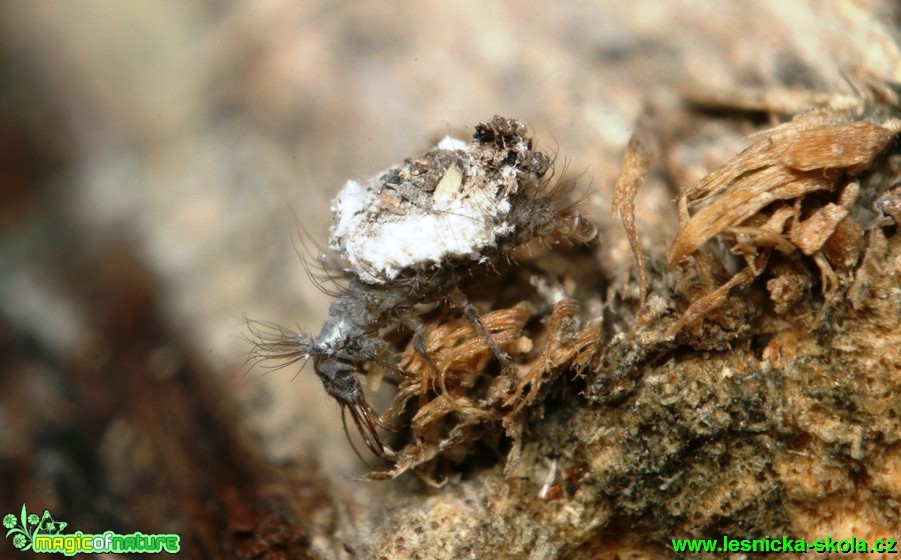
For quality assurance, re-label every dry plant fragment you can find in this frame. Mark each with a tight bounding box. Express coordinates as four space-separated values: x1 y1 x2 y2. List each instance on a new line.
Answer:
669 166 836 267
613 114 656 307
667 116 896 269
681 85 861 116
767 272 812 314
663 84 900 334
781 121 895 171
374 297 602 480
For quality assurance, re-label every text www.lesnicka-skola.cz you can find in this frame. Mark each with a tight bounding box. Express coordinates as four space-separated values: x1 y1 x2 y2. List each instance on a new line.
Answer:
672 535 897 554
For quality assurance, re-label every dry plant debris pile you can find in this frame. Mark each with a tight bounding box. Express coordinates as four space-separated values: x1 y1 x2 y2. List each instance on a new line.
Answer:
667 105 900 325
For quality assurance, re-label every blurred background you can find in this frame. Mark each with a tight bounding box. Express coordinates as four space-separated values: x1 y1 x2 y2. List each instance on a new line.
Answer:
0 1 897 557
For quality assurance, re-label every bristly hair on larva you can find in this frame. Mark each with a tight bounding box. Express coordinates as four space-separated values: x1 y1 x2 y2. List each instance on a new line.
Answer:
248 115 598 460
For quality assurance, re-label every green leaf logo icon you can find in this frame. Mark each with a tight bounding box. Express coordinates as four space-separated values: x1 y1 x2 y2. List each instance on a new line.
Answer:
3 504 68 552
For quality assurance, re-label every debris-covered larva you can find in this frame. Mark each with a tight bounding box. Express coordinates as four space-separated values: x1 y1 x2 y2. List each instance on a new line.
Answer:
250 116 597 458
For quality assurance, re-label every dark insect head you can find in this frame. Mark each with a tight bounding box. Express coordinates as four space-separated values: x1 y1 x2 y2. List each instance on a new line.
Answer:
246 317 394 459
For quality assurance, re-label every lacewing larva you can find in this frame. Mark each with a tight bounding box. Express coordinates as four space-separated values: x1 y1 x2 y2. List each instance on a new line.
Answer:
249 116 597 457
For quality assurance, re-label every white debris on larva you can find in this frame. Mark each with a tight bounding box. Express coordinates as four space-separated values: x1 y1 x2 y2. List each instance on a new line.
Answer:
435 135 469 151
329 137 520 285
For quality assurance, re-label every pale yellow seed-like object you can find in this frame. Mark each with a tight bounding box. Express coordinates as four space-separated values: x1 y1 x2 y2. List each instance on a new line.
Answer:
432 164 464 209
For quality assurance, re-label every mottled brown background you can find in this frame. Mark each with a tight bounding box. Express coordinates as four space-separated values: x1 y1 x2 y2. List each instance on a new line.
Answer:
0 2 898 559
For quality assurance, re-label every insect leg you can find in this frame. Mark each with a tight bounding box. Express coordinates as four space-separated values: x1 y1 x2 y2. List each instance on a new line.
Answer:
449 286 515 374
400 312 460 409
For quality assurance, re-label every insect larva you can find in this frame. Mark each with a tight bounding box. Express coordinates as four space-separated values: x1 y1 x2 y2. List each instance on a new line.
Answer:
250 116 597 457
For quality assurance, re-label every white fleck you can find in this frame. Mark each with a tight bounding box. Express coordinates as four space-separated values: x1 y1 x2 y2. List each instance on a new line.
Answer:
493 221 515 237
330 179 376 243
530 275 566 305
501 166 520 195
319 320 347 349
538 458 558 500
659 470 683 491
436 136 468 151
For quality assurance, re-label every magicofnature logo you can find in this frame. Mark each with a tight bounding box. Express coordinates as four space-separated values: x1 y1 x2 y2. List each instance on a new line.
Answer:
4 504 180 556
